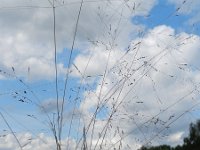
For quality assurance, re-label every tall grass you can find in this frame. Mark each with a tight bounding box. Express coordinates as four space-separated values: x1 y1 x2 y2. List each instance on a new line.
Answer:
0 0 200 150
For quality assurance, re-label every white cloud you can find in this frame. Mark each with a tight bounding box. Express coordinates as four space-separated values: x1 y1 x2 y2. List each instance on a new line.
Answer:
0 0 157 81
73 25 200 149
167 0 200 25
2 1 200 150
1 24 200 149
167 131 184 145
0 132 76 150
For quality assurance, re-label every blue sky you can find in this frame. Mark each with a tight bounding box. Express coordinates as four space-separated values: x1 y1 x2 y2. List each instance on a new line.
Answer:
0 0 200 150
133 0 200 35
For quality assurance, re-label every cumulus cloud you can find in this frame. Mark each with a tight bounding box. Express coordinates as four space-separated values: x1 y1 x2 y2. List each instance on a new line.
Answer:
2 1 200 150
72 25 200 149
1 24 199 150
0 132 76 150
0 0 157 81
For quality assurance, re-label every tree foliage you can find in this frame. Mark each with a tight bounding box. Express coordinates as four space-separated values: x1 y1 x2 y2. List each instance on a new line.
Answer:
182 120 200 150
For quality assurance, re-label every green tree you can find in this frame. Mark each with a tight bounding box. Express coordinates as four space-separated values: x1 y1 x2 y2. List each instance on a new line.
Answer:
139 145 172 150
182 120 200 150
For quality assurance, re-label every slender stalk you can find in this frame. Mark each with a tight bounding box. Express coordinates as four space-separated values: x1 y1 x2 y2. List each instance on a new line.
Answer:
52 0 60 137
0 112 23 150
64 1 84 150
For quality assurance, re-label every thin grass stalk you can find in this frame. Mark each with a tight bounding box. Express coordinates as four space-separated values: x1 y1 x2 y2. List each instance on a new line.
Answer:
52 0 60 137
0 107 55 150
94 81 125 150
64 1 84 150
12 72 57 142
106 86 200 150
89 17 122 148
82 126 88 150
89 47 112 150
0 112 23 150
143 102 200 146
48 0 61 149
82 47 167 140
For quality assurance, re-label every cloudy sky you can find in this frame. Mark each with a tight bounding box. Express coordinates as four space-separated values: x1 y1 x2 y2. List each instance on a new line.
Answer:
0 0 200 150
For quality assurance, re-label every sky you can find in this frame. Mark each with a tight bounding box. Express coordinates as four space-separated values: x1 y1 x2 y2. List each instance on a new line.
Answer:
0 0 200 150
